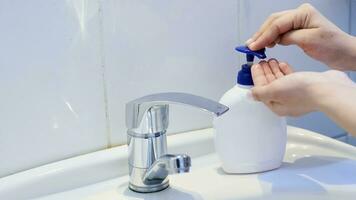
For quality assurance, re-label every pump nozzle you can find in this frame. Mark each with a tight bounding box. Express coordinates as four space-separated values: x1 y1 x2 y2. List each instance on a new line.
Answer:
235 46 266 64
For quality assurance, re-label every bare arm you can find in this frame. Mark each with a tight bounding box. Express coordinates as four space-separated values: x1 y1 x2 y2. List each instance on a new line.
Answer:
314 82 356 135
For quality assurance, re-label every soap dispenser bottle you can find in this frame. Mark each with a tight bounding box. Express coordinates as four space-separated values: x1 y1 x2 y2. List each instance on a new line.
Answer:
213 46 287 174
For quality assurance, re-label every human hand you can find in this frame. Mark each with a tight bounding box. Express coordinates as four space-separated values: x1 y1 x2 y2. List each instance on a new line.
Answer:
251 59 354 116
246 3 356 71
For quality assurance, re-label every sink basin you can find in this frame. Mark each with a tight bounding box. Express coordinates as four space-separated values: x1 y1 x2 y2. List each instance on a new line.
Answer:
1 126 356 200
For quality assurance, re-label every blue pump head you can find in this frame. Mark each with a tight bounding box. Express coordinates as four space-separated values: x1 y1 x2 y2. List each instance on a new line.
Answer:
235 46 266 85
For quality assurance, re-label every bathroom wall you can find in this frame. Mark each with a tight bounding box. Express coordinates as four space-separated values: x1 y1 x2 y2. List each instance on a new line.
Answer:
101 0 239 145
0 0 353 178
0 0 238 177
0 1 109 177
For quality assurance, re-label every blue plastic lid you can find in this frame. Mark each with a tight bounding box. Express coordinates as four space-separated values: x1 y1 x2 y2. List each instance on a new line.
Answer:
234 46 266 85
235 46 266 62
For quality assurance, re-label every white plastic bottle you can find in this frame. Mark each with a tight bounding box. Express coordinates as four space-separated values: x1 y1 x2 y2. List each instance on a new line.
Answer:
213 46 287 173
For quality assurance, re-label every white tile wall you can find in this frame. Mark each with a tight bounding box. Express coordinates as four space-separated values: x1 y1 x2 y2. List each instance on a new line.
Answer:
238 0 350 137
102 0 239 145
0 0 353 177
0 1 108 177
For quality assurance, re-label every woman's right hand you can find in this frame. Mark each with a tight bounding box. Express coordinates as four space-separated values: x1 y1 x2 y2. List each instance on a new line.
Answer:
246 3 356 71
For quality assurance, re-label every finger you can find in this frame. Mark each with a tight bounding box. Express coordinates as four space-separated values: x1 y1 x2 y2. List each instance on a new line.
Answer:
266 42 277 48
249 10 300 50
260 61 276 83
268 59 284 78
279 62 293 75
251 63 268 86
248 10 291 45
279 29 313 48
266 35 280 48
248 16 277 44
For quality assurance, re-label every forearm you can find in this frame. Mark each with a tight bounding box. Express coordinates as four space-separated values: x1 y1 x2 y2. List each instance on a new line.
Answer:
314 84 356 136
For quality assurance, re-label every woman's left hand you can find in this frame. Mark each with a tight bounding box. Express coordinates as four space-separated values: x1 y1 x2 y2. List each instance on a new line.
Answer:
251 59 354 116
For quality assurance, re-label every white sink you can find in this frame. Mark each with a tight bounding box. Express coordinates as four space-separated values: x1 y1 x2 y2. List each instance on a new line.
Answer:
1 126 356 200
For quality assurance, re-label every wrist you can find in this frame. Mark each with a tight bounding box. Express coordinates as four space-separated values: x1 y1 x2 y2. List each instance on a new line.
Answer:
307 83 331 112
308 82 356 113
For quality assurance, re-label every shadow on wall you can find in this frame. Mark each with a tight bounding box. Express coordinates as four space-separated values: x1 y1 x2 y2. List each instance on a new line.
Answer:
258 156 356 195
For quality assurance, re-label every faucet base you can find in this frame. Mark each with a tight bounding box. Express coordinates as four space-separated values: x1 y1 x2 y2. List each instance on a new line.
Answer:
129 181 169 193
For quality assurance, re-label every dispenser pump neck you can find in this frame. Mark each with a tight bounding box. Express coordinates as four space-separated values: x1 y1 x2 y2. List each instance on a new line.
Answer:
235 46 266 86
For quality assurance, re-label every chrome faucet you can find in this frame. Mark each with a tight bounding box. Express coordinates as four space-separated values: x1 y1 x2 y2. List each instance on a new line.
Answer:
126 92 229 193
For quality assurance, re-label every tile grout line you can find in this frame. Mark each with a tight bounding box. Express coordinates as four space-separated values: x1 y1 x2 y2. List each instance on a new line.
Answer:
98 0 112 148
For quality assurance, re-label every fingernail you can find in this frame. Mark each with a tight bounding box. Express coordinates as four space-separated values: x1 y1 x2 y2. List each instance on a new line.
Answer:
245 38 254 45
251 64 259 70
259 60 267 64
268 58 278 63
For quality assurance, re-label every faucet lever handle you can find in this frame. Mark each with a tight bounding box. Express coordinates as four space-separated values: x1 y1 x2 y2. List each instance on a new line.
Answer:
126 92 229 131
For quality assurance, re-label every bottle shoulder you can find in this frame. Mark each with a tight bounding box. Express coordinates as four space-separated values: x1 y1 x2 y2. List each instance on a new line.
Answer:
219 85 252 106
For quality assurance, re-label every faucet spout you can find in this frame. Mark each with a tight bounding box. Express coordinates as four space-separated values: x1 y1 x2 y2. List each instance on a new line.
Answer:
143 154 191 185
126 92 229 132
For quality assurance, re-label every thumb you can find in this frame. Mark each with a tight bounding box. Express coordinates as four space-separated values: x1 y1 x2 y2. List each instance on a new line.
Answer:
279 29 312 47
251 86 275 102
270 102 288 116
